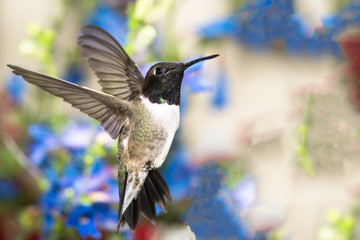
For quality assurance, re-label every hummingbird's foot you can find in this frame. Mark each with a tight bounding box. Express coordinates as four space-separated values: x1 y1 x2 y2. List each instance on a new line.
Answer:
141 161 153 172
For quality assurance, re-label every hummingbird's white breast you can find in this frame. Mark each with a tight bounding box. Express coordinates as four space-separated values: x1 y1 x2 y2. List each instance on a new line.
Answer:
140 96 180 168
121 96 180 215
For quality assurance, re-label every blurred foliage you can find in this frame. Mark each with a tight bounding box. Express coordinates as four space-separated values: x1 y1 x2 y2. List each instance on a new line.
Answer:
219 159 248 189
269 232 281 240
318 209 355 240
334 0 351 11
297 93 315 176
125 0 172 59
19 23 56 75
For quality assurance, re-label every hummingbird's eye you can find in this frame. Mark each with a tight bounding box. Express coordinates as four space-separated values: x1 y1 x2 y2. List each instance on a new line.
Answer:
155 67 163 75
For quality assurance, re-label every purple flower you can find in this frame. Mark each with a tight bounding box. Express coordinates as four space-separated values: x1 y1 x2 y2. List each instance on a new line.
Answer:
69 164 118 204
220 175 257 212
183 60 213 93
60 123 93 150
232 175 257 209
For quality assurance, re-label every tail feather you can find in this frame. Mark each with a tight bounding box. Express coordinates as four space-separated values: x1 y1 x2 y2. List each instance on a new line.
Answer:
151 169 172 201
145 175 168 212
116 171 128 233
139 184 156 224
123 197 140 230
117 169 172 231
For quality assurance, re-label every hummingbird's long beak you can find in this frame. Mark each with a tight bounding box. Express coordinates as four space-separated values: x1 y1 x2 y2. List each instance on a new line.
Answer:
183 54 219 69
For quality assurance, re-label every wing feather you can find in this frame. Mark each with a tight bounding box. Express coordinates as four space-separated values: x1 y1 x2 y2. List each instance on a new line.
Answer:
78 25 144 101
7 65 132 139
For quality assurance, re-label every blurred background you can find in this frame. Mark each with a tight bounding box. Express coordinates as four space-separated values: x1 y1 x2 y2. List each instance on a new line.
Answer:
1 0 360 239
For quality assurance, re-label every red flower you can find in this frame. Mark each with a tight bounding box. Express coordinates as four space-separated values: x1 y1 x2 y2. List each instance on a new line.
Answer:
340 30 360 113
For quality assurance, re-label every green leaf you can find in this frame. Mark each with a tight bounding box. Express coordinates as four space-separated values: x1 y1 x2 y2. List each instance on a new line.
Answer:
326 209 341 224
132 25 157 51
134 0 154 20
26 22 41 36
144 0 172 23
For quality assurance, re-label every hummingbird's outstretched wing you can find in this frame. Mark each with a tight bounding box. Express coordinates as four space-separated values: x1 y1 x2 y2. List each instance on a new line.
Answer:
7 65 131 139
78 25 144 101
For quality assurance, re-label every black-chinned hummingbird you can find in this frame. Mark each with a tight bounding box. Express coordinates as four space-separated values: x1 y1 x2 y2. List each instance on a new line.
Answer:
8 25 219 231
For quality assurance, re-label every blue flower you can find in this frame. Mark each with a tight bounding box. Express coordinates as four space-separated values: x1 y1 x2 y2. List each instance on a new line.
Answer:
66 203 120 238
57 164 83 189
42 170 119 237
198 0 360 59
62 63 86 85
92 202 118 231
198 16 237 39
87 2 128 46
28 122 100 166
211 72 227 109
41 183 61 212
0 180 19 201
28 120 119 237
28 124 58 166
183 59 213 93
43 213 54 236
161 146 196 201
43 166 59 185
40 183 61 237
5 74 25 105
67 205 101 239
185 162 250 239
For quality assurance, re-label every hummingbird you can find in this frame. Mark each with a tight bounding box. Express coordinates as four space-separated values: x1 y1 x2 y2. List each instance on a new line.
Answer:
8 25 219 231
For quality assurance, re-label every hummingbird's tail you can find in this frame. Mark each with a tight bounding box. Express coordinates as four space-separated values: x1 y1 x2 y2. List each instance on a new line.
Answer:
117 169 172 232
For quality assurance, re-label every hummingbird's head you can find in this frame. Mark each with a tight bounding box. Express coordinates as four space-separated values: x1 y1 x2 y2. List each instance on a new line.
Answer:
142 54 219 105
